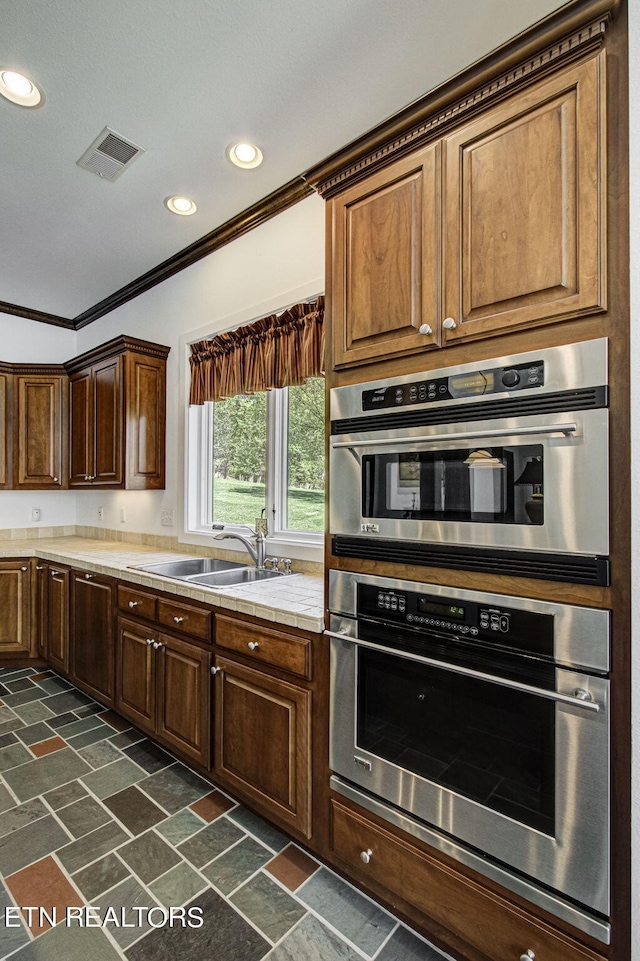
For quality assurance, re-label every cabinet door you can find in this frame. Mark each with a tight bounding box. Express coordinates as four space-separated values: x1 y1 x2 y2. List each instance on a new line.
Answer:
443 55 604 344
331 143 439 368
93 357 123 486
70 571 115 705
124 353 166 489
14 375 66 488
214 656 312 837
156 634 210 767
46 566 70 674
0 371 8 488
115 617 156 732
69 371 93 486
0 561 32 656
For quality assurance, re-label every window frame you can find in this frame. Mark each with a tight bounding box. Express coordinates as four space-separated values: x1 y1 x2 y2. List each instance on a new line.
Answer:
186 384 325 553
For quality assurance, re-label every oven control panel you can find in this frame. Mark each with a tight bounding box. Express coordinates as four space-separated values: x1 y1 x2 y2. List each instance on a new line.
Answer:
362 585 552 658
362 360 544 411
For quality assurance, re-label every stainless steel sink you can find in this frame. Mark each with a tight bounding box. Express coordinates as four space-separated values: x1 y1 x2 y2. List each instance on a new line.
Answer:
188 568 284 587
133 557 247 579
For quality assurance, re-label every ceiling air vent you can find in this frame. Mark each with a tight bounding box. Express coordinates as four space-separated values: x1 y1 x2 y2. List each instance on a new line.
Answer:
77 126 145 182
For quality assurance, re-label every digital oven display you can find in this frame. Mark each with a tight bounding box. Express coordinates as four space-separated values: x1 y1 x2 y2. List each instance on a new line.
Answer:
418 599 466 621
448 371 495 396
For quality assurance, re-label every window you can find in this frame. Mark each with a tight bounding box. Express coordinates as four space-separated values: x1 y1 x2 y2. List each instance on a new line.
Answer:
188 377 325 546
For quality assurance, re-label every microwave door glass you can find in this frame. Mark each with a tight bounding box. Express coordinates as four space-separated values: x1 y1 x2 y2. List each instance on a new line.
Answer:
364 446 544 525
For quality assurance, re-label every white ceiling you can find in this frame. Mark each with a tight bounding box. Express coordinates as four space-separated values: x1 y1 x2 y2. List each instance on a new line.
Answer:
1 0 566 321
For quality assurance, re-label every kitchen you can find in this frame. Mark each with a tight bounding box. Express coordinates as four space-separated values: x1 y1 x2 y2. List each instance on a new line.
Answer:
0 1 638 960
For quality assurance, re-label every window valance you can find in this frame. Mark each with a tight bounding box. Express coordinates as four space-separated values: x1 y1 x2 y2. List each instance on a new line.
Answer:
189 297 324 405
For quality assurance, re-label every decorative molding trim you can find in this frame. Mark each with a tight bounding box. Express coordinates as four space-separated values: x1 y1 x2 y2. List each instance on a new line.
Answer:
0 301 74 330
305 0 618 197
72 177 314 329
64 334 170 374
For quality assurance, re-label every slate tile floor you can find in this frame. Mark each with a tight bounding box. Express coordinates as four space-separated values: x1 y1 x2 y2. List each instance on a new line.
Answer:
0 667 453 961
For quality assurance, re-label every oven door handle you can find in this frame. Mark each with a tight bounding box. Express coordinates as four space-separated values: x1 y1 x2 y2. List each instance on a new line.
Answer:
324 630 602 713
331 423 578 449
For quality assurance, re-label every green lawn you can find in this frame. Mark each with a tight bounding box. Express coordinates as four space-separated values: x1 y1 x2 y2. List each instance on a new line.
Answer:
213 477 324 532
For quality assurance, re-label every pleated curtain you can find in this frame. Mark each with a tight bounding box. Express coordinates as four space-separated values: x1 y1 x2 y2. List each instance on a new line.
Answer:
189 297 324 404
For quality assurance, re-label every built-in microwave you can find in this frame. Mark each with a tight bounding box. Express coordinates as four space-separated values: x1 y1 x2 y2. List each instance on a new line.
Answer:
329 339 609 584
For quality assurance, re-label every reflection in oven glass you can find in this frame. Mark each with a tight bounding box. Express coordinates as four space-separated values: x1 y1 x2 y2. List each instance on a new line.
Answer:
357 649 555 835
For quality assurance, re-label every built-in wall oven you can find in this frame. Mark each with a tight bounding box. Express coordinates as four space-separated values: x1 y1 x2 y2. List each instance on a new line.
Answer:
327 570 611 942
330 338 609 584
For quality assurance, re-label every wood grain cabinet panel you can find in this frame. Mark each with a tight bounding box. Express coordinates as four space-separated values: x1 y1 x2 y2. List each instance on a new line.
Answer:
443 54 605 344
0 561 32 657
156 633 210 765
115 618 157 732
43 564 70 674
117 585 158 622
330 143 440 367
14 374 67 488
66 336 169 490
215 614 311 678
70 571 115 705
330 800 603 961
0 370 9 488
213 655 312 837
157 598 212 642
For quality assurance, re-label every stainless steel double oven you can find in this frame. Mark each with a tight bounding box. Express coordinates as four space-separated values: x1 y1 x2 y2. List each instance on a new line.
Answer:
327 571 611 942
330 338 609 584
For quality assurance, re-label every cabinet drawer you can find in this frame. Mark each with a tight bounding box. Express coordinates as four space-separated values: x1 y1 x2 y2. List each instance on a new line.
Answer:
118 585 157 621
158 598 211 642
215 614 311 679
330 800 603 961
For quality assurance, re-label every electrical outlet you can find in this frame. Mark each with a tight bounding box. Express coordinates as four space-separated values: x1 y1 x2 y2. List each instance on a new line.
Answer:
31 508 41 522
97 507 104 520
160 510 175 527
120 507 126 523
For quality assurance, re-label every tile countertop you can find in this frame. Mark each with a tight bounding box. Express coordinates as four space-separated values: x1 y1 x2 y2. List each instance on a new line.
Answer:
0 536 325 634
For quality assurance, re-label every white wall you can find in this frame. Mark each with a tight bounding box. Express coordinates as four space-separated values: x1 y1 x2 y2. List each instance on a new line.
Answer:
629 0 639 954
73 193 325 547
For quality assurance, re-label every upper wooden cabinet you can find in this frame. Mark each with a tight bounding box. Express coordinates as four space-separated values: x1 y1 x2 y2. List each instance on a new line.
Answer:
14 371 68 488
330 143 439 367
328 53 605 368
65 336 169 489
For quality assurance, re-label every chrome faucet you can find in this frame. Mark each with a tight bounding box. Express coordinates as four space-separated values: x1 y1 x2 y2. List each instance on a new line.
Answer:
212 525 267 569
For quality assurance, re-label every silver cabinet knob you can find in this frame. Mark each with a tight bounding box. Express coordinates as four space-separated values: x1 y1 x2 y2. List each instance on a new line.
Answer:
248 641 259 651
442 317 457 330
146 638 154 646
35 566 44 571
211 666 221 675
51 569 59 575
173 616 184 624
128 600 138 609
153 641 163 650
359 849 373 864
21 566 28 571
418 324 433 335
520 952 535 961
84 573 94 579
53 477 58 483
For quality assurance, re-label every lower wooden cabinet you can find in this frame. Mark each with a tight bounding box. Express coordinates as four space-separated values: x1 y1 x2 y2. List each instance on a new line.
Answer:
212 655 312 838
115 616 211 767
330 799 604 961
70 570 115 705
0 560 33 657
40 563 70 673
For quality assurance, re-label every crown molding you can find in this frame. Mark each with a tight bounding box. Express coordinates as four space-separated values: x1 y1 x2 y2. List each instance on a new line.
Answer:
0 301 75 329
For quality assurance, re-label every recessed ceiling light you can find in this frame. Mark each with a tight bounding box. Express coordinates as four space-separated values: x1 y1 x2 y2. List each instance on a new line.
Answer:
227 142 263 169
165 196 197 216
0 69 44 107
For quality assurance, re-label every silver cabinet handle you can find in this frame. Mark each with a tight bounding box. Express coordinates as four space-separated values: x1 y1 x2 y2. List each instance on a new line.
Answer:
211 666 222 675
85 573 94 579
128 600 138 609
332 423 577 450
50 569 59 576
248 641 259 651
418 324 433 335
153 641 163 650
443 317 457 329
146 638 154 646
520 952 535 961
35 566 44 571
173 616 184 624
21 566 28 572
360 849 373 864
53 477 58 482
324 630 602 712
